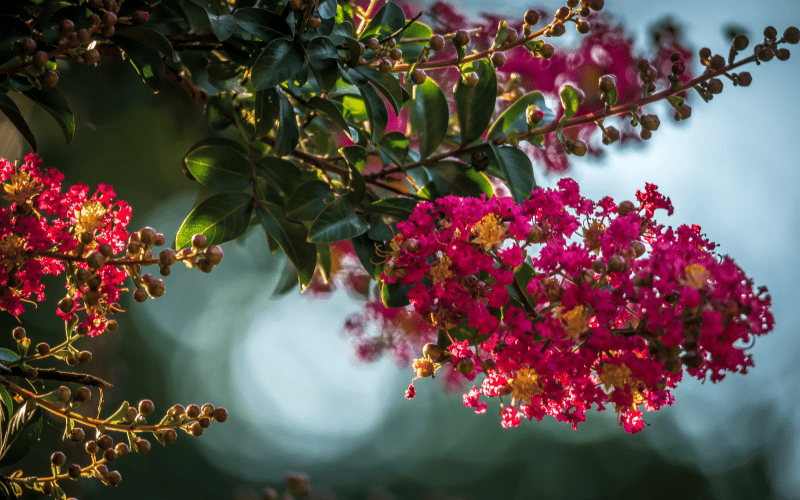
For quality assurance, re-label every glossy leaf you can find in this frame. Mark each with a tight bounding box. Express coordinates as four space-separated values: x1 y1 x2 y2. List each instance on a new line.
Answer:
256 157 300 195
176 192 253 249
0 386 11 418
487 91 553 140
367 197 418 217
318 0 337 19
112 34 166 92
22 86 74 146
251 39 305 90
0 402 41 469
308 195 370 243
307 96 356 139
186 137 248 156
455 59 497 145
274 91 299 156
398 22 433 62
255 87 280 137
358 83 388 141
431 160 494 198
285 180 334 222
559 84 580 119
114 27 175 59
381 280 412 307
207 13 238 40
308 58 339 93
361 1 406 39
353 67 409 114
488 143 535 203
377 131 409 167
341 144 367 171
306 36 338 59
352 232 380 277
0 92 35 151
232 7 291 38
257 205 317 288
410 78 448 157
184 145 252 192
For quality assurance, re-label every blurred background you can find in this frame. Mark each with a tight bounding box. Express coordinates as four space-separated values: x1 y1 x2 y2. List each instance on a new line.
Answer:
1 0 799 498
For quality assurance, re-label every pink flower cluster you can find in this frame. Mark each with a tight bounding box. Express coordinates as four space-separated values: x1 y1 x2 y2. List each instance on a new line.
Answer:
0 154 131 335
382 180 773 433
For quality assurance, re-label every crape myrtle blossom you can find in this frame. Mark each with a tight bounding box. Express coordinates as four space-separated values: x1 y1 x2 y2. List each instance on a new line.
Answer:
383 179 773 433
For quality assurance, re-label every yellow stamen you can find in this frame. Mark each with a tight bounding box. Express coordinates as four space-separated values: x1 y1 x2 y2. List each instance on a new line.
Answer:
684 264 709 290
471 214 506 251
430 254 453 285
74 200 107 236
509 368 542 405
2 172 41 205
560 305 591 339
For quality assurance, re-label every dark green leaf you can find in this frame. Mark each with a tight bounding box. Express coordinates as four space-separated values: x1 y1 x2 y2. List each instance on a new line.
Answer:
0 15 31 64
410 78 448 157
377 131 409 167
285 180 334 222
347 161 366 203
381 280 411 307
0 92 35 151
455 59 497 145
0 386 11 419
0 402 41 468
184 145 252 192
233 8 292 39
22 86 74 145
308 57 339 93
318 0 337 19
494 20 508 47
274 91 299 156
251 39 305 90
353 67 408 114
488 143 535 202
207 60 242 81
208 13 238 40
559 84 580 119
361 2 406 39
307 96 356 139
255 87 280 137
256 157 300 195
398 22 432 62
114 26 175 59
0 75 33 93
257 205 317 288
430 160 493 198
306 37 338 59
316 243 332 282
358 83 388 142
487 91 553 141
206 91 235 131
340 144 367 171
308 195 370 242
112 34 166 92
186 137 248 156
367 197 418 218
352 232 379 277
176 192 253 249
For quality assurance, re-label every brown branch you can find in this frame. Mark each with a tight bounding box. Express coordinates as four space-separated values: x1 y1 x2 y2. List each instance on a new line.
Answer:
5 367 111 387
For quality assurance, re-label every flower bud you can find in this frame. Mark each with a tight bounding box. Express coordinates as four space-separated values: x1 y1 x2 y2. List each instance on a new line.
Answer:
78 350 92 364
115 442 129 457
379 60 392 72
169 404 186 417
456 357 476 375
59 19 75 36
784 27 800 44
131 11 149 24
575 18 590 34
135 439 151 454
105 320 118 333
190 422 204 436
101 11 117 28
36 343 50 356
764 26 778 40
539 43 555 59
286 473 310 496
429 34 445 51
776 48 791 61
630 240 646 258
733 34 749 51
551 22 566 37
198 417 211 428
698 47 711 60
211 407 228 422
307 15 321 29
410 69 426 85
524 9 539 25
163 428 178 443
51 451 67 466
105 471 122 486
133 287 148 302
95 464 108 476
506 28 518 43
24 367 37 380
124 406 139 422
19 38 36 55
640 114 660 131
140 227 157 245
463 71 479 87
103 448 117 462
68 464 82 479
74 386 91 403
454 30 470 46
186 404 201 418
526 106 545 126
598 74 616 93
85 440 98 455
86 251 106 270
390 48 402 60
737 72 752 86
138 399 155 416
191 233 207 249
196 258 214 273
602 126 620 145
491 52 506 67
423 343 442 360
589 0 604 10
570 139 587 157
97 434 113 450
707 78 723 94
607 255 626 273
709 54 725 70
757 46 774 61
41 70 59 88
12 327 25 340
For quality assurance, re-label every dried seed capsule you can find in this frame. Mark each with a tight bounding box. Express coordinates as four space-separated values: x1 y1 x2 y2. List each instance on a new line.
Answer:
758 46 774 61
36 343 50 356
737 71 752 86
186 404 201 418
12 327 25 340
97 434 113 450
640 114 660 131
707 78 723 94
140 227 157 245
589 0 604 10
103 448 117 462
57 386 71 402
115 443 129 457
85 440 99 455
68 464 82 479
764 26 778 40
211 407 228 423
190 422 204 436
698 47 711 60
575 18 590 34
776 48 791 61
555 7 570 20
551 22 566 37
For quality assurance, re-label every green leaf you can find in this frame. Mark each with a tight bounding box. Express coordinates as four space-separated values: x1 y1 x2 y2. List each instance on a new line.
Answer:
306 36 338 59
318 0 337 19
367 197 418 218
103 401 130 424
352 231 381 277
340 144 367 171
112 34 166 92
308 57 339 94
257 205 317 288
0 402 41 468
205 91 235 131
114 26 176 59
285 180 334 222
308 195 370 242
493 20 508 47
255 157 300 195
377 131 409 167
186 137 248 156
455 59 497 145
381 280 412 307
255 87 280 137
430 160 494 198
207 13 238 40
361 1 406 39
232 7 291 38
316 243 332 282
488 143 535 202
0 386 11 419
397 22 432 62
559 84 580 119
274 91 299 156
487 91 553 140
410 78 448 157
0 349 19 364
184 145 252 192
353 67 408 114
251 39 305 90
176 192 253 249
0 92 35 151
358 83 388 142
22 86 74 146
307 96 356 139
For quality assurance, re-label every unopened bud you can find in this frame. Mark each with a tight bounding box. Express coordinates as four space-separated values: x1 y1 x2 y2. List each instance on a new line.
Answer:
524 9 539 25
733 34 749 51
423 343 442 360
454 30 469 47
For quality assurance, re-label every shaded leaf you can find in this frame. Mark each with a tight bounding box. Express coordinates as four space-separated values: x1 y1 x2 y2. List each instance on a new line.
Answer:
0 402 41 468
176 192 253 249
233 7 292 38
0 92 35 151
308 96 356 139
114 26 175 59
377 131 409 167
318 0 337 19
455 59 497 145
358 83 388 142
398 22 432 62
381 280 411 307
112 34 166 92
255 157 300 195
207 13 238 40
274 91 299 156
308 57 339 93
488 143 535 202
255 87 280 137
257 205 317 288
308 195 369 242
251 39 305 90
285 180 334 222
353 67 408 114
361 2 405 39
487 91 553 141
367 197 418 218
410 78 448 157
21 86 73 145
